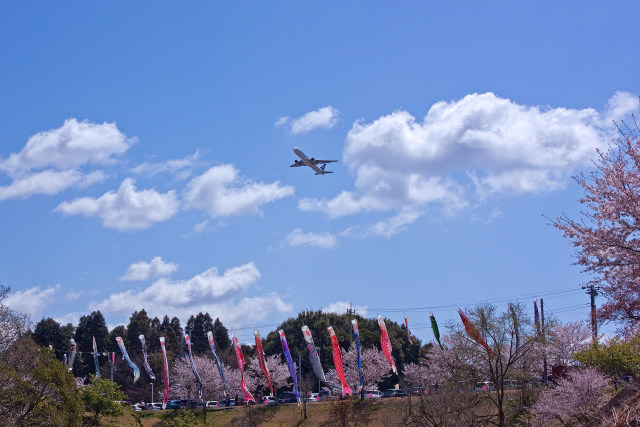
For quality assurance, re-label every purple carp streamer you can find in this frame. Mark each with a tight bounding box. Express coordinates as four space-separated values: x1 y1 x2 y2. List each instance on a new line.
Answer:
351 320 363 389
377 316 398 374
159 337 169 409
207 331 228 396
429 313 444 351
116 336 140 383
138 334 156 380
232 334 255 404
185 334 203 398
328 326 352 396
404 316 413 345
533 298 541 335
302 325 326 384
279 329 301 405
67 339 77 372
457 308 494 358
92 337 100 379
254 330 274 396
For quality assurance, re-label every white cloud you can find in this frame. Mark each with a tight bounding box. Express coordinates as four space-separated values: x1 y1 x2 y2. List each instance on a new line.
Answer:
0 119 134 176
63 290 83 302
184 164 294 217
55 178 179 231
275 106 340 134
0 169 105 200
366 207 423 238
120 256 179 281
4 285 60 319
92 262 292 325
131 150 203 179
286 228 338 248
300 92 638 228
322 300 368 317
0 118 133 200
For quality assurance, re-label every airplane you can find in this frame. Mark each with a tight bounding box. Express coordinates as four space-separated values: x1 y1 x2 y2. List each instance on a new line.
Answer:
290 147 338 175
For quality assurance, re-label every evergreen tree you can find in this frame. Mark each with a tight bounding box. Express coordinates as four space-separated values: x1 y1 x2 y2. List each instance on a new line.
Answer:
74 311 109 377
213 317 231 351
32 317 67 358
186 312 214 354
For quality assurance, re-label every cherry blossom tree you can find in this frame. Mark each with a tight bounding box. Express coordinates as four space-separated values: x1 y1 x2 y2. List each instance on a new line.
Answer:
170 355 255 401
530 367 611 426
246 354 292 396
325 344 393 396
545 321 591 368
552 124 640 331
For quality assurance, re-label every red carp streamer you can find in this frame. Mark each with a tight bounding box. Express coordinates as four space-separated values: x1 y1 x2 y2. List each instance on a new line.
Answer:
457 308 494 357
328 326 352 396
404 316 413 344
377 316 398 374
232 334 255 404
254 330 274 396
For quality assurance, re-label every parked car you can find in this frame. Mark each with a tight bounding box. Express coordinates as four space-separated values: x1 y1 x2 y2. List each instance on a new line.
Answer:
147 402 163 410
475 381 495 391
364 390 383 399
165 400 181 409
216 399 235 407
318 389 332 401
410 386 428 396
205 400 218 408
261 396 276 405
382 389 406 398
277 392 298 404
306 393 321 402
132 403 144 412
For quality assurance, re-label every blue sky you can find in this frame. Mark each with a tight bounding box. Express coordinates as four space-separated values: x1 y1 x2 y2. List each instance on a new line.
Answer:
1 2 638 344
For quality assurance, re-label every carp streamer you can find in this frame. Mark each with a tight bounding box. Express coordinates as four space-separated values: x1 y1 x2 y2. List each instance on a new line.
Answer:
139 335 156 380
207 331 228 396
159 337 169 409
533 298 541 335
328 326 352 396
232 334 255 404
116 336 140 383
279 329 301 405
351 320 363 389
254 330 274 396
377 316 398 374
68 339 77 372
404 316 413 344
184 334 203 399
457 308 493 357
508 303 521 350
92 336 100 379
429 313 444 351
302 325 326 384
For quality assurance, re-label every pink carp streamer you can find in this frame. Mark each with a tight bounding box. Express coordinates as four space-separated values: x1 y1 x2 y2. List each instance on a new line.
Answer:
404 316 413 344
377 316 398 374
254 330 274 396
159 337 170 409
457 308 494 357
232 334 255 404
327 326 352 396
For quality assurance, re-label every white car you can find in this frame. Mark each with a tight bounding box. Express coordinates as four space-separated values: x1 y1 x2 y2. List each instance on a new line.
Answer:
132 403 144 411
206 400 218 408
147 402 163 410
364 390 383 399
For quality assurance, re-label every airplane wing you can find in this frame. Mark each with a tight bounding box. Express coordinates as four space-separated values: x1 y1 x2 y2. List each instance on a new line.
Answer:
290 160 305 167
310 159 338 165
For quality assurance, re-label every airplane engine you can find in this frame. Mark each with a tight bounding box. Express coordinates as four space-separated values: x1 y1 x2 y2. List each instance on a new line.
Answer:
310 157 315 162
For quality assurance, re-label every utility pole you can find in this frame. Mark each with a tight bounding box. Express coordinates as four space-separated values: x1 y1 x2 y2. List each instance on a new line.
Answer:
348 301 353 346
582 284 599 342
541 298 548 386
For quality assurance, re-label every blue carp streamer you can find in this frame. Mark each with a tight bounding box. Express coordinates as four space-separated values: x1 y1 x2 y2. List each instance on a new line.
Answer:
279 329 300 405
302 325 326 383
139 334 156 380
185 334 203 398
351 320 364 389
116 336 140 383
207 331 228 396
